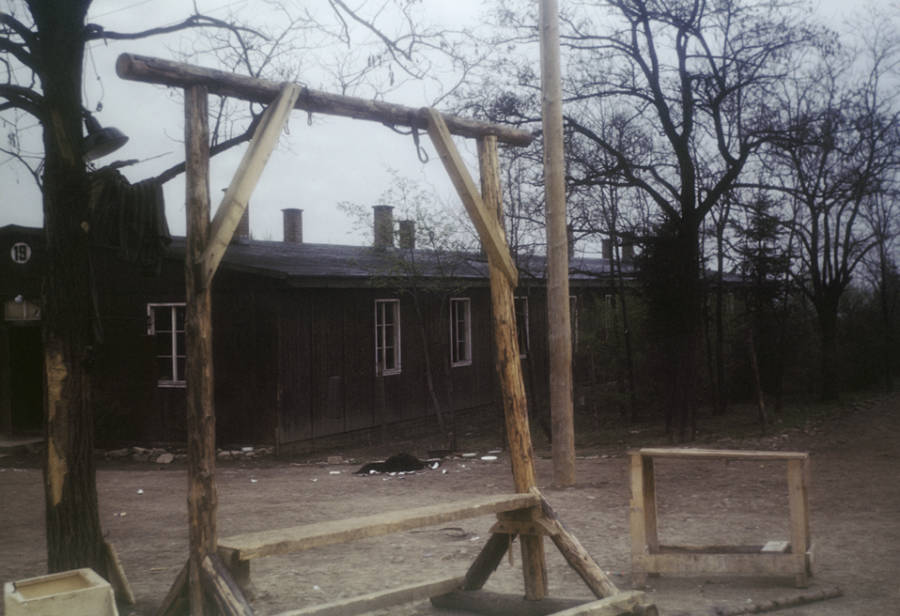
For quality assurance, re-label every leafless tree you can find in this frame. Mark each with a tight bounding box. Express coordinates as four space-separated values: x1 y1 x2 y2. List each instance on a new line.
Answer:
761 11 900 399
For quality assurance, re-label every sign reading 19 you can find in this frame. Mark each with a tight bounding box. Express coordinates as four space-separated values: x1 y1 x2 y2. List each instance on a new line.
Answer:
10 242 32 264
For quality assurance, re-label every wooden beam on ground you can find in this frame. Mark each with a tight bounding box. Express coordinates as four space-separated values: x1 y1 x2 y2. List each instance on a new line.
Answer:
540 496 619 598
547 591 655 616
116 53 533 146
201 83 301 285
199 554 253 616
426 109 518 288
218 493 539 561
184 83 218 616
431 590 587 615
275 576 464 616
477 135 547 600
103 541 135 605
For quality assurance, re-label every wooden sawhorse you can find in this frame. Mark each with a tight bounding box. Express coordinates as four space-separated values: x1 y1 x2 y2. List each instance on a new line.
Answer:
629 448 812 588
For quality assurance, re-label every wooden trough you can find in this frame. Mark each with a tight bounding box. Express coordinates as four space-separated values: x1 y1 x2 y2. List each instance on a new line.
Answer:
117 54 657 616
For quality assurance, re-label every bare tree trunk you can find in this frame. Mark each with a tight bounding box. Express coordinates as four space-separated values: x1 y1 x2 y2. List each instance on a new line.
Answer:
747 329 767 433
412 294 447 436
34 0 108 576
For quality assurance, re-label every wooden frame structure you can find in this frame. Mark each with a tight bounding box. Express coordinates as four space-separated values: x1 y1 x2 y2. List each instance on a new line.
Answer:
117 53 656 616
629 448 813 588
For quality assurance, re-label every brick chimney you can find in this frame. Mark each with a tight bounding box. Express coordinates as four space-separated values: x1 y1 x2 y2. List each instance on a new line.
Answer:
232 205 250 244
282 208 303 244
397 220 415 250
373 205 394 249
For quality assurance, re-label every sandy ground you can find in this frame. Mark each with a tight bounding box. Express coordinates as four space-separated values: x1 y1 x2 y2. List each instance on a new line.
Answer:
1 393 899 615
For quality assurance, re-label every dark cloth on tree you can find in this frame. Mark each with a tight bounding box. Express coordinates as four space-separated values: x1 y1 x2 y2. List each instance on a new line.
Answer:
88 168 171 274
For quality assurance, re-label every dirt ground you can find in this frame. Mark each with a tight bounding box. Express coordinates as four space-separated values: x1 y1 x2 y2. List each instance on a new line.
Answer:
2 393 899 616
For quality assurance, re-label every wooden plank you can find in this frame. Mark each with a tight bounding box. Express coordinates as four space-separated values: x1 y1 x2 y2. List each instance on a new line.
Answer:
787 458 811 587
199 554 253 616
431 590 587 615
540 496 619 599
275 575 464 616
201 83 301 285
548 591 653 616
184 83 218 616
644 551 804 577
219 493 539 560
636 448 808 461
426 109 518 288
116 53 533 146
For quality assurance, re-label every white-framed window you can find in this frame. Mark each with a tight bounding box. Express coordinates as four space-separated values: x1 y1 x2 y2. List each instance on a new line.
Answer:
450 297 472 367
514 296 529 358
147 303 186 388
375 299 401 376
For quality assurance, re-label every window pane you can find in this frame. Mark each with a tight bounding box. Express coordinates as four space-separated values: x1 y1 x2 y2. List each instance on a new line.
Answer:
156 333 171 356
176 357 186 381
176 332 185 356
175 306 185 331
157 357 173 381
154 307 171 332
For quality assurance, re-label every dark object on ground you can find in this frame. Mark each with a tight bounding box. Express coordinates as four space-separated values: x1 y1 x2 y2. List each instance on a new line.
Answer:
355 453 427 475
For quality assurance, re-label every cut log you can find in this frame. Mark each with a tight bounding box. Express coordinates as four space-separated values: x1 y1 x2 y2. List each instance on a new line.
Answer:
540 496 619 598
116 54 532 146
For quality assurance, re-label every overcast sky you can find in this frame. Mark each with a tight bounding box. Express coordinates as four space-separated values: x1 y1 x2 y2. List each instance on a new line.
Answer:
0 0 875 247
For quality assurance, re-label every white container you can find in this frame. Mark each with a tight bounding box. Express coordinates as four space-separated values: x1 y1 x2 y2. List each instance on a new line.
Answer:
4 568 118 616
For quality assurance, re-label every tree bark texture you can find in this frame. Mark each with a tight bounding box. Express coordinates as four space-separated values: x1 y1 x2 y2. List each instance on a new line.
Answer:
184 85 218 616
30 0 108 576
477 136 548 600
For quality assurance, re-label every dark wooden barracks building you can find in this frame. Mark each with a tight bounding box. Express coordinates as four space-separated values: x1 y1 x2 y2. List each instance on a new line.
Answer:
1 207 630 450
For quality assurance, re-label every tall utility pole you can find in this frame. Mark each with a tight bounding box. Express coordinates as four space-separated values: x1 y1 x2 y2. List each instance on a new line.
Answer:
539 0 576 486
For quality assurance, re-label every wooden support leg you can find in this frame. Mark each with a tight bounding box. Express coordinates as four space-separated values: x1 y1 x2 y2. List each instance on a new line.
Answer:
521 535 549 600
104 540 135 605
629 453 657 587
155 560 189 616
199 554 253 616
540 496 619 598
787 458 811 587
464 533 515 591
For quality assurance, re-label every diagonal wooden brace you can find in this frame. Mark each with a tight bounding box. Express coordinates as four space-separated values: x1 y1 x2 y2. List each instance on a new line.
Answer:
200 82 301 286
424 107 518 288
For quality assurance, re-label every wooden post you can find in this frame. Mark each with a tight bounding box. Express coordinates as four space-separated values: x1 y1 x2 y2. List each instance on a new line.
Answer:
539 0 576 488
184 84 218 616
629 452 657 587
477 135 548 600
787 458 810 587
